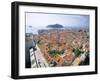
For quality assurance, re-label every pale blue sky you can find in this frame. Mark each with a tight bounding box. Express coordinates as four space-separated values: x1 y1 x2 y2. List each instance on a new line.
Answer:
26 12 89 34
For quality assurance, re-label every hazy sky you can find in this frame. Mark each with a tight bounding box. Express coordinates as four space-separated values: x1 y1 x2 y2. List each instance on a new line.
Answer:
26 12 89 34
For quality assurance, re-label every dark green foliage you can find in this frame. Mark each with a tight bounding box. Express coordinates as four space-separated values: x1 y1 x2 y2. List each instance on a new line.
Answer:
48 50 64 57
37 39 41 44
74 48 84 57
